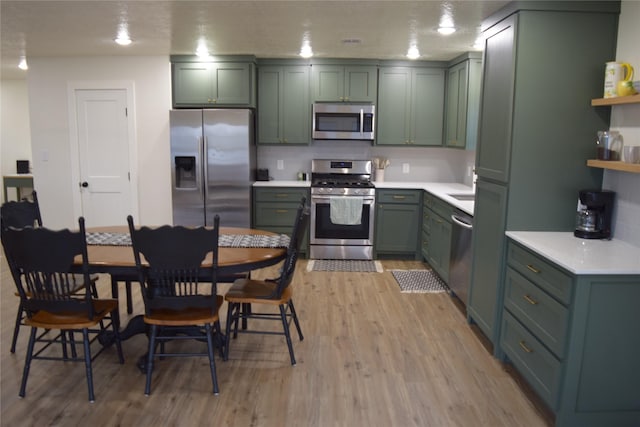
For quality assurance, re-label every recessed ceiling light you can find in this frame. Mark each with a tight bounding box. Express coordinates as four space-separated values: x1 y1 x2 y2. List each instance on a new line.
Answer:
18 56 28 70
115 26 132 46
115 36 132 46
437 26 456 35
406 45 420 60
196 40 210 58
300 33 313 58
300 43 313 58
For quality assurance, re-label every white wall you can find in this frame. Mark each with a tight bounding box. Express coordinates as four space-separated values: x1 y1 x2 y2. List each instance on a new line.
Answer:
0 79 32 202
26 56 172 228
604 0 640 245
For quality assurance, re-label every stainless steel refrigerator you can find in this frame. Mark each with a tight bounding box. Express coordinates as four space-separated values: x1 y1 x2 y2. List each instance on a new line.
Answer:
170 109 256 227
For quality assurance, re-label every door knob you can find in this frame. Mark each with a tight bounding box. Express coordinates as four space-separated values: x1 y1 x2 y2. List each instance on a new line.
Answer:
81 182 89 188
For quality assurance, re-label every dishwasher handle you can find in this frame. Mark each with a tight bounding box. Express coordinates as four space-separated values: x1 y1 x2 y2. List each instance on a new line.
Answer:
451 214 473 230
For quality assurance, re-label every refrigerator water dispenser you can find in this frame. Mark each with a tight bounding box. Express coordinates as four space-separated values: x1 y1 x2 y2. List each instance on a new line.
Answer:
174 156 197 189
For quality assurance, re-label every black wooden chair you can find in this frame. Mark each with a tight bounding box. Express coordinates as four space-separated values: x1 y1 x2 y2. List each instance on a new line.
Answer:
1 217 124 402
1 191 99 353
224 197 309 365
127 215 224 396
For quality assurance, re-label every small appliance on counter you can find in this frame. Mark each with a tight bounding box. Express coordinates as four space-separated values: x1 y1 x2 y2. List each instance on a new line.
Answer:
256 169 270 181
574 190 615 239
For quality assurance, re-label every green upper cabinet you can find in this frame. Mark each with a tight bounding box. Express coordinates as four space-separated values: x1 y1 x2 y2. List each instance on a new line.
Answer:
171 56 256 108
445 53 482 150
258 64 311 145
376 65 445 146
310 64 378 103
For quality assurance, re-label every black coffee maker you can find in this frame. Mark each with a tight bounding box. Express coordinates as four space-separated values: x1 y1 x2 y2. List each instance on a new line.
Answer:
574 190 615 239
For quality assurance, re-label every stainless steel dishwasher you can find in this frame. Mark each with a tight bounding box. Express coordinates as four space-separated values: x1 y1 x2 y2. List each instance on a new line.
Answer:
449 209 473 307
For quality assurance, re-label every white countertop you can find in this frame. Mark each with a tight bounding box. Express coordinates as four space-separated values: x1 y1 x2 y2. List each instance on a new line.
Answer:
253 180 310 188
506 231 640 275
253 180 475 215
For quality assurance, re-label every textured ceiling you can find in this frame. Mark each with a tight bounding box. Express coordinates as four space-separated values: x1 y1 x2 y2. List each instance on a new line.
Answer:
1 1 510 79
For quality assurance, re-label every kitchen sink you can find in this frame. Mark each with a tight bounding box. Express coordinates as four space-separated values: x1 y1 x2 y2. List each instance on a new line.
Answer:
448 194 475 201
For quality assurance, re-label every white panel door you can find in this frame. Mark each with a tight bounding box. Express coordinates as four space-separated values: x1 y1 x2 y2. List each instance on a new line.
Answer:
75 89 131 226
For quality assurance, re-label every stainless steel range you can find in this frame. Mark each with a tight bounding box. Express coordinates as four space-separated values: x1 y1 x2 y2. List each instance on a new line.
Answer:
310 159 375 260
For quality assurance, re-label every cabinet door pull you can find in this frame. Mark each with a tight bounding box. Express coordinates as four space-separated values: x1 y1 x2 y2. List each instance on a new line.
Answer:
523 294 538 305
275 209 289 214
526 264 540 274
519 340 533 353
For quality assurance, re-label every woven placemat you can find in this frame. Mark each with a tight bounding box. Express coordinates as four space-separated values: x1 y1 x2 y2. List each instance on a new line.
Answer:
85 232 290 248
390 269 448 293
306 260 384 272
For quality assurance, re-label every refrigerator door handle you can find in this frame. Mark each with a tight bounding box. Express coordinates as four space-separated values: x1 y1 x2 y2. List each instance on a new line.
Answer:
201 136 208 202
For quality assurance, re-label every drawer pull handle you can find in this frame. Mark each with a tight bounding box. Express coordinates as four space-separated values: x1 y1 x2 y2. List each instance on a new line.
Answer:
275 194 289 198
523 294 538 305
526 264 540 274
275 209 289 214
519 341 533 353
392 195 406 200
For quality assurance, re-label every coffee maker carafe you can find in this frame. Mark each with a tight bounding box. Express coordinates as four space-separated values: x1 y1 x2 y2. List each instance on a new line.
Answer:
574 190 615 239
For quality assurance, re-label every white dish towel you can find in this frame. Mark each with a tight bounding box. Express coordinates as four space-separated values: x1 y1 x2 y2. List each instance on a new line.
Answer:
329 196 363 225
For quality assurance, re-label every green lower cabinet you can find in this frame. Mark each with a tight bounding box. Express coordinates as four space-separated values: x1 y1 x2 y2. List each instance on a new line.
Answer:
374 189 421 258
421 191 455 282
253 187 309 255
502 239 640 426
467 179 508 348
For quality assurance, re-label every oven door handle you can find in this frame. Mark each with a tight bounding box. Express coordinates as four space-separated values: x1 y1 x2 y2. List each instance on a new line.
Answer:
311 195 375 203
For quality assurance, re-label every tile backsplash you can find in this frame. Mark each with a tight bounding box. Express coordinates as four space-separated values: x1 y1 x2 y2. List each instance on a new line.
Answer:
603 170 640 245
257 141 476 185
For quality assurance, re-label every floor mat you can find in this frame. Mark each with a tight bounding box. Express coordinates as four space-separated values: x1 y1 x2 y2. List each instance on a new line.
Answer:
307 260 384 272
390 269 448 293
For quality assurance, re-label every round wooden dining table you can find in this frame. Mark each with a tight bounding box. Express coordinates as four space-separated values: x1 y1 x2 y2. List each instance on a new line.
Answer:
85 226 288 276
84 225 288 361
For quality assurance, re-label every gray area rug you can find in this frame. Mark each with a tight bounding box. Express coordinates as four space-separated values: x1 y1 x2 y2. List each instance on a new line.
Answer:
391 269 448 293
307 260 384 272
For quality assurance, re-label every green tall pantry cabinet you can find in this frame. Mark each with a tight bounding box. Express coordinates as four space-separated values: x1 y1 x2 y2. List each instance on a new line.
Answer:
467 3 618 350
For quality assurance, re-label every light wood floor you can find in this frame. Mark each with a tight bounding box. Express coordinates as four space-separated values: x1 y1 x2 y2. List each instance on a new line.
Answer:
1 255 551 427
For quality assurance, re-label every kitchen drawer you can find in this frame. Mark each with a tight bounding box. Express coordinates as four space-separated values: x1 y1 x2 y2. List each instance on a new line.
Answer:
377 189 421 205
507 241 573 305
424 191 454 220
254 188 308 203
254 202 301 227
504 267 569 358
423 191 435 208
430 196 453 222
501 310 562 410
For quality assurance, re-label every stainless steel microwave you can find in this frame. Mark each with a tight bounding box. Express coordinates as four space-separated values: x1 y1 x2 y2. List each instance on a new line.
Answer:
312 103 375 140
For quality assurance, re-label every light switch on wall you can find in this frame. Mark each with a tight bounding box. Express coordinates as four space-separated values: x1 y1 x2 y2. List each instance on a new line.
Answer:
277 160 284 170
402 163 410 174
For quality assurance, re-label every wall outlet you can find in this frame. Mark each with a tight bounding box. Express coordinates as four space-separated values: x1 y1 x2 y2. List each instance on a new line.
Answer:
402 163 410 174
276 160 284 170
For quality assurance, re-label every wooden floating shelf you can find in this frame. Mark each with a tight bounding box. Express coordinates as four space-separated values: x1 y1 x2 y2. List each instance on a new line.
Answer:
591 95 640 106
587 159 640 173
